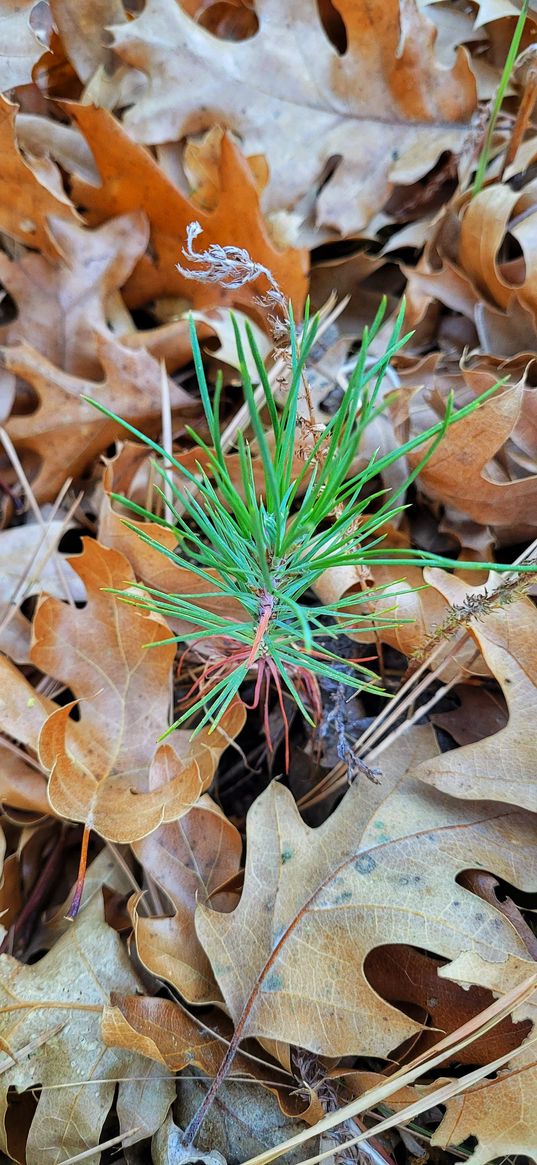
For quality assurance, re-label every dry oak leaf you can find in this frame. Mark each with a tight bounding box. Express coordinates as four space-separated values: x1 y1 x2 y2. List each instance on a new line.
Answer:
313 527 488 678
0 1 44 89
430 951 537 1165
34 538 245 842
103 994 295 1100
408 381 537 535
132 794 243 1004
0 96 78 259
195 726 537 1059
0 895 174 1165
1 330 193 502
415 570 537 812
0 211 150 377
106 0 477 239
458 183 537 321
49 0 126 85
0 655 55 817
67 102 307 311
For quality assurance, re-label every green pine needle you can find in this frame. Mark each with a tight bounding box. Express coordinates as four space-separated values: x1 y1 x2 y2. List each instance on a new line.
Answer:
85 296 535 748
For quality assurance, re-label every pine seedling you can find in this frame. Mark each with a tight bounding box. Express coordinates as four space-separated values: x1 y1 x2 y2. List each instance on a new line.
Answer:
87 228 534 765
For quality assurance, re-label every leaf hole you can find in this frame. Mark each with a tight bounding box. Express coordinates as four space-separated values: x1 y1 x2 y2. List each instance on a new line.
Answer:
197 0 259 40
317 0 348 54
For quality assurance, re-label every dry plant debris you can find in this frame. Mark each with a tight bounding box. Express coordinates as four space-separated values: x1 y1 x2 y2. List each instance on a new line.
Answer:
1 3 537 1165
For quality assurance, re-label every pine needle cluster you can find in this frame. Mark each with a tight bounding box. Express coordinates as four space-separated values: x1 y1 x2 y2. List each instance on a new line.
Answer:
87 235 534 758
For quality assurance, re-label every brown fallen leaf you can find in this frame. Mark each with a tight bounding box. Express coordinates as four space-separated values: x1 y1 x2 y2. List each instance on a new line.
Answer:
2 331 193 501
431 952 537 1165
408 381 537 536
0 96 78 259
365 944 530 1065
34 538 245 843
105 0 476 241
415 570 537 811
0 211 150 376
0 518 84 663
132 795 242 1003
103 994 288 1091
67 102 307 312
0 1 44 90
458 185 537 320
431 683 508 748
0 894 175 1165
98 444 260 627
195 727 537 1061
49 0 126 85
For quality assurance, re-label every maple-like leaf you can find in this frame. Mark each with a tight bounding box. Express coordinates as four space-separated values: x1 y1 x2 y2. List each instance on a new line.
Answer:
415 571 537 811
132 795 243 1003
0 96 78 258
105 0 476 240
67 102 307 311
0 519 84 663
0 212 150 376
1 332 193 502
33 539 245 842
195 728 537 1059
0 895 174 1165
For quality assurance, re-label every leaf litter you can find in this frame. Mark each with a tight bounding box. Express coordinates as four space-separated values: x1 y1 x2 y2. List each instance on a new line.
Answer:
1 3 537 1165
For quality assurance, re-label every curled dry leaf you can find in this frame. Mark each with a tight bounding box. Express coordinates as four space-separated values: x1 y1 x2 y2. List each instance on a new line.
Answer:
2 331 193 502
458 185 537 321
0 96 78 259
105 0 477 240
0 212 150 376
34 538 245 842
195 727 537 1059
103 994 294 1102
408 381 537 537
67 102 307 312
132 794 242 1004
0 895 175 1165
416 570 537 811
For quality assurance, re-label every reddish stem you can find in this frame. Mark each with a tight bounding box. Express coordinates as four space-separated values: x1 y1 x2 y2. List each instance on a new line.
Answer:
66 823 91 920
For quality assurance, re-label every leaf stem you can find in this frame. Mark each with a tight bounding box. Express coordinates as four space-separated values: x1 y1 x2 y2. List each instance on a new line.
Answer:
66 823 91 920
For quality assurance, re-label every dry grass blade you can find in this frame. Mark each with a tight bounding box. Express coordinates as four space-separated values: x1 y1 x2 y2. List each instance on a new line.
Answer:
240 973 537 1165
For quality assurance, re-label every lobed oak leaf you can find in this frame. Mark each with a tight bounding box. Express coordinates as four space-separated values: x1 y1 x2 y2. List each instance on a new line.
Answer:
0 96 78 259
105 0 477 240
49 0 127 85
66 102 307 312
0 1 44 90
0 212 150 376
0 894 175 1165
407 381 537 535
2 331 193 502
132 795 242 1003
33 539 245 843
416 571 537 811
195 728 537 1059
431 952 537 1165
